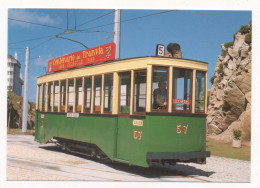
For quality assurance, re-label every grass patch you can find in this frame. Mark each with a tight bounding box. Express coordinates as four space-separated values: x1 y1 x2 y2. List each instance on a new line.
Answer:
206 140 250 161
7 128 35 135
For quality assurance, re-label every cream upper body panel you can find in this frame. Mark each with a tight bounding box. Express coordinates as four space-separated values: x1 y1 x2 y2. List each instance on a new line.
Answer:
37 56 208 84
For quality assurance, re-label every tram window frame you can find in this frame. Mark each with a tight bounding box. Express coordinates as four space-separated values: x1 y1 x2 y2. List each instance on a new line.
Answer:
84 77 92 113
60 80 66 112
94 75 102 113
195 71 206 113
38 85 43 111
42 84 46 111
133 70 147 115
75 78 83 112
103 74 113 114
151 66 169 113
53 81 59 112
47 82 53 112
172 68 193 113
118 71 131 117
67 79 74 112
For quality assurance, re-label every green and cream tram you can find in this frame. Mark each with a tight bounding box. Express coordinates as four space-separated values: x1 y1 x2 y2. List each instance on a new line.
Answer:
35 55 210 167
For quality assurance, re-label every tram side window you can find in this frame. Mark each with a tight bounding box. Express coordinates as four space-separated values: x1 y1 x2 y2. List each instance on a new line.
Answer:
195 71 206 113
53 82 59 112
42 84 46 111
94 76 102 113
104 74 113 113
67 79 74 112
152 67 168 110
38 85 43 111
84 77 92 112
172 68 192 112
119 72 131 114
75 78 82 112
134 70 147 113
47 83 53 111
60 80 66 112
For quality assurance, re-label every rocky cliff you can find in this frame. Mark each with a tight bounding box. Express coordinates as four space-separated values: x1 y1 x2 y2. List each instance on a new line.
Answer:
207 22 251 142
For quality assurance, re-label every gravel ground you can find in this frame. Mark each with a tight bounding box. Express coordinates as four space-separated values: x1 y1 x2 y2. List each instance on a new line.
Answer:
6 135 251 182
167 156 250 182
7 166 75 181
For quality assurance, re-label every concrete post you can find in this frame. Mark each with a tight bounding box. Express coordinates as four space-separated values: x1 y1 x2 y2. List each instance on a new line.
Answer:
22 47 30 133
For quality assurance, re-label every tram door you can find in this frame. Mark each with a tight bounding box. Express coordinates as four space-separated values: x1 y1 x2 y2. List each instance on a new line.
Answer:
116 71 147 162
116 72 132 160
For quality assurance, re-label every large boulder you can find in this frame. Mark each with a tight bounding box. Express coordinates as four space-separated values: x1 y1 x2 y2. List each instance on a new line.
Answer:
223 82 246 117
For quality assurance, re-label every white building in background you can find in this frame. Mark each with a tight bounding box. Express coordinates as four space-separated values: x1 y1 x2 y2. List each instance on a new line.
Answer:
7 52 24 96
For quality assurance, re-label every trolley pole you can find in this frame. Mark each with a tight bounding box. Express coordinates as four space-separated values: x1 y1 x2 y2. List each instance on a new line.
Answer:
22 46 30 133
113 9 121 59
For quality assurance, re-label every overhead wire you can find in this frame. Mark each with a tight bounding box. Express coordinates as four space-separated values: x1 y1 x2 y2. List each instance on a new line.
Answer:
76 10 115 28
8 18 65 30
79 10 176 32
8 34 56 45
11 37 56 58
31 37 56 50
8 9 177 58
8 47 24 49
8 9 114 46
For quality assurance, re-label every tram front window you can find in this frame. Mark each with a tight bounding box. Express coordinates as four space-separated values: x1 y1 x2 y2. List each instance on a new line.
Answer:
172 68 192 112
195 71 206 113
152 67 168 110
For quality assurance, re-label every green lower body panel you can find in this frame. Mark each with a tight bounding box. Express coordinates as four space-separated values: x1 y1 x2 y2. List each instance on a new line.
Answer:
35 111 209 168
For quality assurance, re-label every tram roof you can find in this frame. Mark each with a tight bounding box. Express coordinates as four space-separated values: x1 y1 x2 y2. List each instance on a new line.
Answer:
37 56 208 79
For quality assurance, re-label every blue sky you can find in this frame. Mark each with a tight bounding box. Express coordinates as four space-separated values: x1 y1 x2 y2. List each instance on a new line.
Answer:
8 9 251 102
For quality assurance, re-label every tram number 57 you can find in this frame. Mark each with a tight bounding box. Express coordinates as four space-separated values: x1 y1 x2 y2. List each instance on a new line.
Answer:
176 124 188 134
133 130 142 140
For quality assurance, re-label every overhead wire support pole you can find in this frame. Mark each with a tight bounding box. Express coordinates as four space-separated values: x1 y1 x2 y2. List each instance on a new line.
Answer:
113 9 121 59
66 9 69 31
22 46 30 133
74 9 76 31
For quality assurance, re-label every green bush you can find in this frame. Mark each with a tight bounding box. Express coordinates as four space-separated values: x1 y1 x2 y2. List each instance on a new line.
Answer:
233 129 242 140
217 63 224 75
224 41 234 49
221 42 233 56
210 75 216 84
245 32 252 44
239 25 250 34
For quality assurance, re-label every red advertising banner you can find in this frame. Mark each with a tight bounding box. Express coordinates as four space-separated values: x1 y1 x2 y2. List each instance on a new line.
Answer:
173 99 191 105
47 42 116 73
